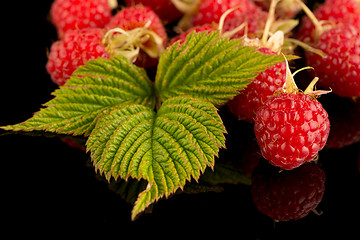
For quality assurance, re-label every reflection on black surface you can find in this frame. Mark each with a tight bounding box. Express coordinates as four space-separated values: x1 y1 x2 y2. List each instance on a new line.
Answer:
251 161 325 221
321 95 360 149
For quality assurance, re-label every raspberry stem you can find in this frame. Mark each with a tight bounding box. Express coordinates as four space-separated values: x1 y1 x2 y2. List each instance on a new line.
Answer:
285 38 327 57
295 0 325 41
262 0 280 45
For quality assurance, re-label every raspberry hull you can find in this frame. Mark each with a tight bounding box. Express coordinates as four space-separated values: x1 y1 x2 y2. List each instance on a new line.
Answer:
254 92 330 170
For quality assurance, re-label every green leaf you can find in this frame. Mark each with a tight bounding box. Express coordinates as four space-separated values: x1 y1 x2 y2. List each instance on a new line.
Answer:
0 31 288 220
155 31 284 106
86 96 226 220
1 57 155 136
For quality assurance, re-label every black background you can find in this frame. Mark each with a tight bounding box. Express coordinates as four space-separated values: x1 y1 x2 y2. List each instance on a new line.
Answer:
1 1 359 238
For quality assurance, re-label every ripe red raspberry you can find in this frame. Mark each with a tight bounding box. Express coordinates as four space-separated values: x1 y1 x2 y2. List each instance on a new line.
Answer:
169 24 216 45
50 0 114 38
106 5 167 44
305 25 360 98
191 0 260 26
297 0 360 43
170 2 267 45
254 92 330 170
251 162 326 221
227 48 286 121
222 5 268 39
124 0 183 23
46 28 109 86
105 5 167 68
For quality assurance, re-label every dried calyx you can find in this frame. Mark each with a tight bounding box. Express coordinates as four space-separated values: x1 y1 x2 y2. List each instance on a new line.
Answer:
240 0 285 54
108 0 118 9
171 0 200 15
282 55 332 97
102 21 164 63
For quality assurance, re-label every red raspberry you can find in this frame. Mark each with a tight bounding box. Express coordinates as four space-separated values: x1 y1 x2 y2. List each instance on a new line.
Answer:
169 24 216 45
251 162 326 221
107 5 167 44
46 28 109 86
50 0 114 38
191 0 260 26
305 25 360 98
297 0 360 43
254 92 330 170
227 48 286 122
105 5 167 68
171 3 267 45
222 5 268 39
124 0 183 23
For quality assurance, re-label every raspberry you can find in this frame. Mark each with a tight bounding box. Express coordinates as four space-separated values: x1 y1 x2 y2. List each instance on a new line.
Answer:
106 5 167 44
251 162 326 221
222 5 268 39
50 0 114 38
170 2 267 45
46 28 109 86
297 0 360 43
105 5 168 68
227 48 286 122
305 25 360 98
191 0 260 26
169 24 216 45
124 0 183 23
254 92 330 170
